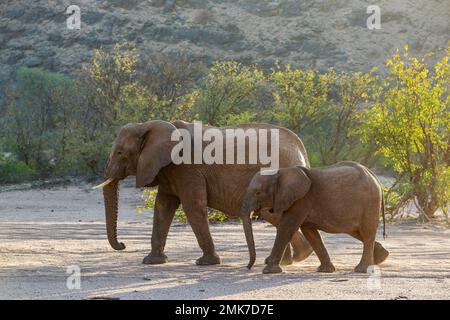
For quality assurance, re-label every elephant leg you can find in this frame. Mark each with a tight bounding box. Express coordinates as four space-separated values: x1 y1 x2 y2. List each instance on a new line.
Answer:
185 206 221 265
290 232 314 262
143 191 180 265
300 225 335 273
182 190 220 266
350 232 389 265
373 242 389 264
354 229 375 273
263 211 308 274
265 245 293 265
260 210 313 264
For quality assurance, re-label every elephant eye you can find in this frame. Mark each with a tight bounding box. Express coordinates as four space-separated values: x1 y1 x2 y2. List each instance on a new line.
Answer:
117 151 123 155
255 191 261 196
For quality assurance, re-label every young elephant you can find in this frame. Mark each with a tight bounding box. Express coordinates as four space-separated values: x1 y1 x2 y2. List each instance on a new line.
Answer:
241 161 389 274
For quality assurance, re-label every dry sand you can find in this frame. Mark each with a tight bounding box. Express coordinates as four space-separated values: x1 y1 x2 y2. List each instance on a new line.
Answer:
0 180 449 300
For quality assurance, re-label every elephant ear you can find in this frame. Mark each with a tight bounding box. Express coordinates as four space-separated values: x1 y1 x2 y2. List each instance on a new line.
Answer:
136 120 178 188
273 167 311 214
172 119 190 129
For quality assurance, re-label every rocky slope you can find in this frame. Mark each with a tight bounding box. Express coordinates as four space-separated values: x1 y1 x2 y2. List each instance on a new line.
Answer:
0 0 449 96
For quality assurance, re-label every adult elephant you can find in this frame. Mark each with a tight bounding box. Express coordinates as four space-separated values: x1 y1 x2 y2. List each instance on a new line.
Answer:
96 120 313 265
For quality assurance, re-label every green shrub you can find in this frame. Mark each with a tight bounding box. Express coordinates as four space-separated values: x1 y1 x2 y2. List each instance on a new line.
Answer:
357 45 450 219
1 67 78 178
270 65 332 132
196 61 266 126
0 158 35 183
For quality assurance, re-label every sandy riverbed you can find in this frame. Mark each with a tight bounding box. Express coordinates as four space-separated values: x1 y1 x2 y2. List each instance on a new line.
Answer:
0 180 449 300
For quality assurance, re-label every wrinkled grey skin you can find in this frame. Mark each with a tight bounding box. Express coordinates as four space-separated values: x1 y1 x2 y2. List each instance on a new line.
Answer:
241 161 389 274
101 120 313 266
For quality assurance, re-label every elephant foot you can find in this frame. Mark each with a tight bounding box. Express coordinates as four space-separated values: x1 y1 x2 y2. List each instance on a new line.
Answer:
291 232 314 262
374 242 389 264
292 242 314 262
281 253 293 266
263 264 283 274
196 253 221 265
354 263 371 273
265 245 293 265
142 253 168 265
265 255 292 266
316 263 336 273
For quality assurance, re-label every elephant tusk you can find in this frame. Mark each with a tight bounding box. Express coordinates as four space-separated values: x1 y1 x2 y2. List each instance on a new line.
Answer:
92 178 114 189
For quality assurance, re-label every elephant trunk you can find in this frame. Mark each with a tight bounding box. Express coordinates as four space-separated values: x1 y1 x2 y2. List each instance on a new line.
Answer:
103 179 126 250
241 200 256 269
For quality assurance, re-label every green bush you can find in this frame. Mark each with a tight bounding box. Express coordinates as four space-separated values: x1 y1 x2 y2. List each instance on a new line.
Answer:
270 65 332 132
357 45 450 219
0 158 35 183
195 61 267 126
1 67 78 178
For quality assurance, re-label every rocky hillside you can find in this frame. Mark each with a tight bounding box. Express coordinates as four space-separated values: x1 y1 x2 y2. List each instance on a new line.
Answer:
1 0 449 96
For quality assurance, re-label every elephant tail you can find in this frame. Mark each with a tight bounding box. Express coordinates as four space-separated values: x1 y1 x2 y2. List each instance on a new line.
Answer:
381 189 387 239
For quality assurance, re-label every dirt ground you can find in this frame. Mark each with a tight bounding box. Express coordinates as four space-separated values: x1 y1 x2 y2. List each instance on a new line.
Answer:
0 180 449 300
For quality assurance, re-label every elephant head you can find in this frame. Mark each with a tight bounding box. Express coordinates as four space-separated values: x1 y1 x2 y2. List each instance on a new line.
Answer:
241 167 311 268
94 120 178 250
